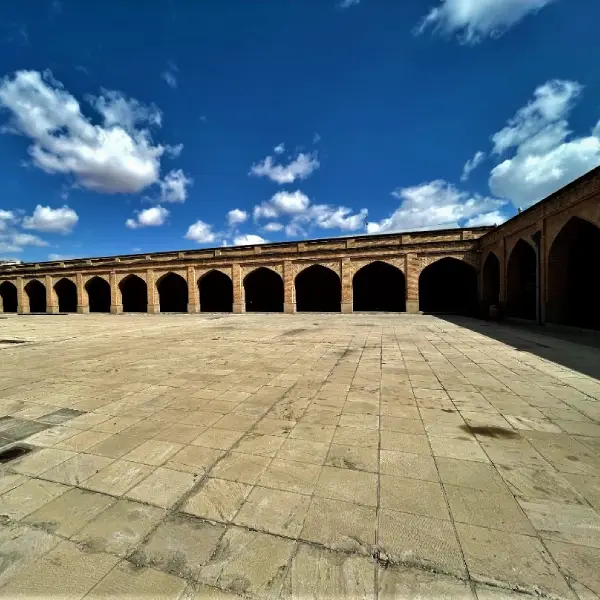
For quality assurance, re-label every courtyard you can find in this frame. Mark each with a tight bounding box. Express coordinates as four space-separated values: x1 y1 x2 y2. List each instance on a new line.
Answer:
0 312 599 599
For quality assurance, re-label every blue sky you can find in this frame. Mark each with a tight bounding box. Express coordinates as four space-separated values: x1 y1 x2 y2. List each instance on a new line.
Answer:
1 0 599 262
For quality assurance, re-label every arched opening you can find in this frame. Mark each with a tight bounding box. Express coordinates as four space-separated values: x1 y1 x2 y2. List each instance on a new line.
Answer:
482 253 500 316
295 265 341 312
244 267 284 312
0 281 18 313
199 270 233 312
507 240 536 320
157 272 188 313
25 280 46 313
86 277 111 313
547 217 600 330
419 258 477 315
353 261 405 312
119 275 148 313
54 278 77 313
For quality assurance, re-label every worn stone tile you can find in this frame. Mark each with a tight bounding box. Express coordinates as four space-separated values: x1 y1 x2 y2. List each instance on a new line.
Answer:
325 443 378 472
198 526 295 598
66 412 111 429
73 498 165 556
545 539 600 597
456 523 573 598
125 467 197 508
315 465 377 507
235 433 285 457
282 543 374 600
381 475 449 519
4 420 51 441
381 431 431 455
153 423 206 444
429 435 489 462
88 433 145 458
0 478 70 520
82 459 154 496
332 426 379 448
55 429 114 452
165 445 224 475
277 437 330 464
86 560 187 599
10 447 77 476
436 457 508 492
289 422 336 444
379 508 465 577
563 473 600 511
380 450 439 482
210 452 270 485
254 418 295 436
0 471 29 494
23 487 114 537
300 496 376 555
93 416 143 434
257 458 321 495
182 477 252 522
192 428 244 450
37 408 85 425
122 439 183 466
25 424 80 447
188 584 245 599
40 453 115 485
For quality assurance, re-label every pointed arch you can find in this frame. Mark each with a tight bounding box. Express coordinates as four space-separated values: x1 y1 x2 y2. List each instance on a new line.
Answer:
482 252 500 313
25 280 46 313
54 278 77 313
295 264 341 312
85 276 111 313
507 239 536 320
157 272 188 313
199 269 233 312
119 274 148 313
0 281 18 313
352 261 405 312
244 267 284 312
419 257 477 315
547 216 600 329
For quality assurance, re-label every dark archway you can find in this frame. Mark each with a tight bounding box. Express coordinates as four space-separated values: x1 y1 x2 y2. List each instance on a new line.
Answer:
419 258 477 315
482 253 500 317
296 265 341 312
199 270 233 312
244 267 284 312
54 278 77 313
25 280 46 313
353 261 405 312
507 240 536 320
547 217 600 330
157 272 188 313
119 275 148 313
86 277 111 313
0 281 18 313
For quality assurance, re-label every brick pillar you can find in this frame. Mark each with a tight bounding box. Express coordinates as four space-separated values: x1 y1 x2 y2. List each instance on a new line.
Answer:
187 266 199 313
499 238 507 317
76 273 89 314
341 258 352 314
46 275 58 314
17 277 27 314
539 221 547 324
232 264 244 313
283 261 295 314
405 253 420 313
146 269 158 313
110 272 122 314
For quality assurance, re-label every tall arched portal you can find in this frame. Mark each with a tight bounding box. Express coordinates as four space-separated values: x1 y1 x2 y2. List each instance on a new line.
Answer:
120 275 148 313
157 273 188 313
419 258 477 315
54 278 77 313
25 280 46 313
244 268 284 312
199 270 233 312
295 265 341 312
507 240 536 320
0 281 18 313
86 277 111 313
482 252 500 315
353 261 405 312
547 217 600 329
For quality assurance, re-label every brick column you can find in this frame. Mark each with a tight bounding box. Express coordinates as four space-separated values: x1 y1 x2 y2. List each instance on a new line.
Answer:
76 273 89 314
146 269 158 313
46 275 58 314
283 261 295 314
17 277 27 314
499 238 507 316
110 272 122 314
405 253 420 313
187 266 199 313
341 258 352 314
539 221 547 324
232 264 244 313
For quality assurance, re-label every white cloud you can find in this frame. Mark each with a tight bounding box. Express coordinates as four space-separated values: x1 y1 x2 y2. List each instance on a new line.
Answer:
22 204 78 234
0 70 178 194
48 253 75 261
487 79 600 208
274 143 285 155
465 211 505 227
249 152 320 184
227 209 248 227
161 62 178 89
159 169 192 203
415 0 556 44
165 143 183 158
126 206 169 229
263 222 284 232
0 231 48 253
366 180 505 234
461 150 486 181
339 0 360 7
185 220 216 244
233 234 267 246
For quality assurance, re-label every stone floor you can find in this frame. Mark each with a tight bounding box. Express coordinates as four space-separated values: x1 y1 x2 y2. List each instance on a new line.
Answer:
0 312 599 600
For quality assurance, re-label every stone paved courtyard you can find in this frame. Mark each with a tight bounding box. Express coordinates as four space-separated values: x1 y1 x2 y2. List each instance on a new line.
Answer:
0 313 599 599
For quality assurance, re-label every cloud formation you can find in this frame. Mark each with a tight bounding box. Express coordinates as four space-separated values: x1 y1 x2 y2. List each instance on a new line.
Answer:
126 206 169 229
461 151 486 181
233 234 267 246
159 169 192 203
185 220 216 244
250 152 320 184
227 209 248 227
22 205 78 234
